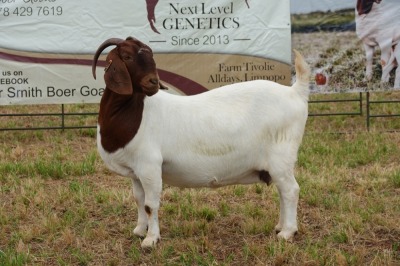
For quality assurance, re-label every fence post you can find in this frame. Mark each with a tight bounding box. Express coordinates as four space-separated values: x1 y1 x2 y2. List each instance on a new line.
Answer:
61 104 65 131
366 92 370 131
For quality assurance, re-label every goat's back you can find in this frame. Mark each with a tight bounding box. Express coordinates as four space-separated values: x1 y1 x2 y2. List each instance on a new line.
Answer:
144 81 307 143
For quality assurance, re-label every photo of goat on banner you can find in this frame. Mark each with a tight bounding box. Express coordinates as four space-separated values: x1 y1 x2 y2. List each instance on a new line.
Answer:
292 0 400 92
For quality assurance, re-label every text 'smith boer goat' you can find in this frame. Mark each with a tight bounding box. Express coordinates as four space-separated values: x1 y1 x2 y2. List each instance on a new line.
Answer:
92 37 311 248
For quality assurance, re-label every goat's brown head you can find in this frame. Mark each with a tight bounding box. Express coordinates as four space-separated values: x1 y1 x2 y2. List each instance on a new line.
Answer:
92 37 167 96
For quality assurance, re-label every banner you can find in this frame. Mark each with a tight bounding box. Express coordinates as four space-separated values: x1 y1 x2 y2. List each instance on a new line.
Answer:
292 0 400 93
0 0 291 105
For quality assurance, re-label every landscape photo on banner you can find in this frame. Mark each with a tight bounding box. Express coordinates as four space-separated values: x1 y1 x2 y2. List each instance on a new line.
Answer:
0 0 291 105
291 0 400 93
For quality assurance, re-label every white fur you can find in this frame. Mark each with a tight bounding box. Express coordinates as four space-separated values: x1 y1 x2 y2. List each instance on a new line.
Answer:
382 39 400 88
98 53 310 248
355 0 400 87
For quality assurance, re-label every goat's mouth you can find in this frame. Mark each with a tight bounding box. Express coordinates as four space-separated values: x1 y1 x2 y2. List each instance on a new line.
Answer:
141 74 160 96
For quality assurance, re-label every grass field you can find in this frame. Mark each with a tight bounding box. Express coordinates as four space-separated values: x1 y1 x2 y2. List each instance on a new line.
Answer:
1 17 400 264
1 92 400 265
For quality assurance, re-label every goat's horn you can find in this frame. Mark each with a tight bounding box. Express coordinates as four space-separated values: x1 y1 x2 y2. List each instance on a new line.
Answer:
92 38 124 79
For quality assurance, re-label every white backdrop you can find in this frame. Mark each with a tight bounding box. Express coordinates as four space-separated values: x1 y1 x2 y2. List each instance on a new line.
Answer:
0 0 291 105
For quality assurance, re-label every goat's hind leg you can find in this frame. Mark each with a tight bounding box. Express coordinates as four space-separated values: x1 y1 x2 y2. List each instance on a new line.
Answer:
395 64 400 88
394 46 400 88
272 170 300 241
383 45 400 88
132 177 148 238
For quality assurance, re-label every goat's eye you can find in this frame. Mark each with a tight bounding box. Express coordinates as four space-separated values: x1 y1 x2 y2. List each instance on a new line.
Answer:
122 55 133 61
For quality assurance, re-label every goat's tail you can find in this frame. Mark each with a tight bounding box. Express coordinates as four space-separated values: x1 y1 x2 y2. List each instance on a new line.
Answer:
292 49 311 101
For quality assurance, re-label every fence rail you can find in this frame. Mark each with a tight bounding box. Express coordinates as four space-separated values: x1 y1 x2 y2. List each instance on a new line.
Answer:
366 92 400 130
0 104 98 131
0 92 399 132
309 93 363 117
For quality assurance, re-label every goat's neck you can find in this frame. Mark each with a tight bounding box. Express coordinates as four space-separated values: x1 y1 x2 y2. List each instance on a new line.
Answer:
98 88 145 152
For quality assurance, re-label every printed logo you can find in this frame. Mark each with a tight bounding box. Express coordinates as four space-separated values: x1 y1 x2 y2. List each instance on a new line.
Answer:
145 0 250 34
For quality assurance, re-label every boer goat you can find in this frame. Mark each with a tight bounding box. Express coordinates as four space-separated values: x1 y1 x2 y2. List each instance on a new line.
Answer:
356 0 400 87
92 37 310 248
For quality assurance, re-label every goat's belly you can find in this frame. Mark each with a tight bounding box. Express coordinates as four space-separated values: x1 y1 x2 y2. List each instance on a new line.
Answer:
160 145 267 188
161 163 261 188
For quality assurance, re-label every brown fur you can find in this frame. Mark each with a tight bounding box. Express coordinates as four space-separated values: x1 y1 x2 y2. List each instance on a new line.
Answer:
98 90 145 152
357 0 382 15
93 37 164 152
145 205 152 215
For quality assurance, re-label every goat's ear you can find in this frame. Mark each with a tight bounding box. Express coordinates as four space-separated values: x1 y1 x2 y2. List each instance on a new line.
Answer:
104 50 133 95
159 82 168 90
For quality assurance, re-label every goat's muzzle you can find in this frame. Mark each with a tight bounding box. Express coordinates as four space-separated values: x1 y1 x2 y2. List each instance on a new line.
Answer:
141 74 161 96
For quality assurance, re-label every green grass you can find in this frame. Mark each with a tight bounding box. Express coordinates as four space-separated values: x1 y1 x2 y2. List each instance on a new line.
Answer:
291 9 355 32
0 248 30 266
0 135 398 265
1 94 400 264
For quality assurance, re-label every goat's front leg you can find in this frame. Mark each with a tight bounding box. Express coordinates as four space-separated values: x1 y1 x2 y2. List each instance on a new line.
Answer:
273 173 300 241
136 165 163 248
131 178 148 238
363 43 375 81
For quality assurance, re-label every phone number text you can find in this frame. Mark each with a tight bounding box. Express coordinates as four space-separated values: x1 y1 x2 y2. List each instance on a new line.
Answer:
0 6 63 17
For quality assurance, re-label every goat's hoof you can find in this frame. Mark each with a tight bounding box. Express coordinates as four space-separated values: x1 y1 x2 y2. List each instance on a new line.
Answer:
277 230 297 242
141 236 160 249
274 224 283 234
133 226 147 238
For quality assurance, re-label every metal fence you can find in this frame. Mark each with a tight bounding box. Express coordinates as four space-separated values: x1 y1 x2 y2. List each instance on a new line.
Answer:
366 92 400 130
0 92 399 131
0 105 98 131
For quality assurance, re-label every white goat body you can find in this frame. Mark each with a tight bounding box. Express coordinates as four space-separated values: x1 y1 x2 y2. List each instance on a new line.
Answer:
93 37 310 248
99 80 308 188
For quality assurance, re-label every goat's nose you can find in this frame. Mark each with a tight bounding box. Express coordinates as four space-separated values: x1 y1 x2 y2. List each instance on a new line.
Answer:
150 78 158 85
